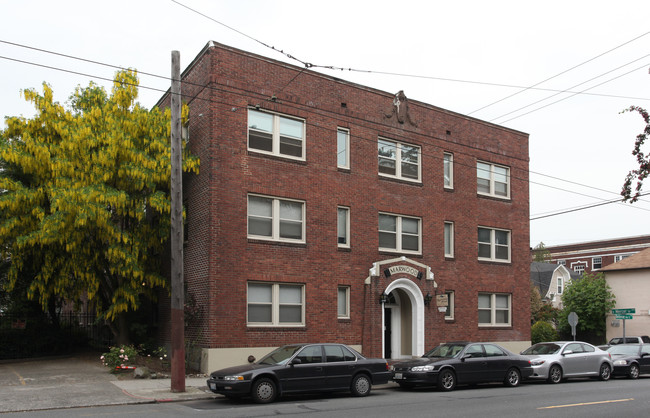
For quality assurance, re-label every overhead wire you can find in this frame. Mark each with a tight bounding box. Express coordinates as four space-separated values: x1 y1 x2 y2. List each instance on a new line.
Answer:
1 38 648 219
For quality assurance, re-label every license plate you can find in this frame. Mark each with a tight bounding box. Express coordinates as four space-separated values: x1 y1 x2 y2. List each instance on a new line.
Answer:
394 373 403 379
209 383 216 390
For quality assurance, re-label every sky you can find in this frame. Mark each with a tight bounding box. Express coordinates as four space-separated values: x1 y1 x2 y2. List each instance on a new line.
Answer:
1 0 649 247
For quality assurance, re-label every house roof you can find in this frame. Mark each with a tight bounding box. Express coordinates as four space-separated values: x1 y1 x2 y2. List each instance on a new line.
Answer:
600 247 650 272
530 262 581 295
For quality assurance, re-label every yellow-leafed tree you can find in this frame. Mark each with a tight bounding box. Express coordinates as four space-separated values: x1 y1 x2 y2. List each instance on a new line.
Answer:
0 70 199 342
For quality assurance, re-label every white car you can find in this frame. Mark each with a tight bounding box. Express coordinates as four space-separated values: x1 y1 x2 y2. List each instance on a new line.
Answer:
521 341 612 383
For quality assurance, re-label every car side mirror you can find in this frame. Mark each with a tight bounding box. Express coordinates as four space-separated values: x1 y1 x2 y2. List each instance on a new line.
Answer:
290 358 302 366
461 354 471 361
562 350 573 356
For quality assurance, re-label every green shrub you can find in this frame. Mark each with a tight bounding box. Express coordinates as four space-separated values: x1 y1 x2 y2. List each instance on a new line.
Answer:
531 320 558 344
101 345 138 371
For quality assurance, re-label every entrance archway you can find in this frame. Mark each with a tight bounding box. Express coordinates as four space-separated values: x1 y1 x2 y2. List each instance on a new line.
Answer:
382 278 425 359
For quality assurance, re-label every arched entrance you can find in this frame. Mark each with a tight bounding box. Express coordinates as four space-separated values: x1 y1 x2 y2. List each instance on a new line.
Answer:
382 278 425 359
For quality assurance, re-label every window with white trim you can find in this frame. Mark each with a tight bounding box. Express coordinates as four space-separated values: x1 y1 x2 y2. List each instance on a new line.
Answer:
337 286 350 319
337 206 350 248
379 213 421 254
248 195 305 243
378 138 421 181
478 293 511 326
557 277 563 294
248 109 305 159
444 152 453 189
337 128 350 169
247 282 304 326
615 254 631 262
558 260 566 266
445 291 455 320
478 227 511 262
444 221 454 258
592 257 602 270
573 264 585 274
477 161 510 199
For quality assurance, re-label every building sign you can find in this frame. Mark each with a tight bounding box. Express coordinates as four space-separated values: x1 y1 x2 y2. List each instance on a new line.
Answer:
436 294 448 307
388 265 420 278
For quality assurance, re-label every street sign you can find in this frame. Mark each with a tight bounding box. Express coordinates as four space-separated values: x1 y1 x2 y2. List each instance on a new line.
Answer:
616 314 633 320
568 312 578 341
612 308 636 314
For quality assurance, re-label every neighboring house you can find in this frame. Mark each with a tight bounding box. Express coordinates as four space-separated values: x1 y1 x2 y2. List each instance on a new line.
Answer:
601 247 650 342
544 235 650 275
156 41 531 373
530 262 581 309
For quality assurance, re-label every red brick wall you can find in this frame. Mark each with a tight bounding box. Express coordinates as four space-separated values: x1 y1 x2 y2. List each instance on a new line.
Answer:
158 41 530 357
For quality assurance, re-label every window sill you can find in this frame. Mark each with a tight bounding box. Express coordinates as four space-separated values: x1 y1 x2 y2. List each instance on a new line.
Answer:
379 250 423 258
378 175 423 187
478 325 512 329
477 259 511 265
477 193 511 203
338 246 352 252
247 150 307 165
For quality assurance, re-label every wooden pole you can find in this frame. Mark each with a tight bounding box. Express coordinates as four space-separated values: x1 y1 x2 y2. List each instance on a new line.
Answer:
170 50 185 392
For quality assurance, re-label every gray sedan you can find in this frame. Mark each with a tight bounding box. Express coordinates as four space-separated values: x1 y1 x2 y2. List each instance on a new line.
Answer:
521 341 612 383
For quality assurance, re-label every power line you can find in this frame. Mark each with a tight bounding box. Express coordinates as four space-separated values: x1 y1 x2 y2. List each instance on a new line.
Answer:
530 193 650 220
2 48 647 219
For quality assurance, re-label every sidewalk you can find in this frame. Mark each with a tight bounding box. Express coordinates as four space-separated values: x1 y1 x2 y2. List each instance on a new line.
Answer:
112 377 216 403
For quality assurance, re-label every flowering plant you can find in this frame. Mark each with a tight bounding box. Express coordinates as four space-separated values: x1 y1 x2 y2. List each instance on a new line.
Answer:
100 345 138 371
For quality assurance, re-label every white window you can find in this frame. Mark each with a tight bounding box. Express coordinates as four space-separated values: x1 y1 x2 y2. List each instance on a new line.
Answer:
573 264 585 274
478 227 511 262
247 282 304 326
443 152 453 189
444 221 454 258
378 138 421 181
379 213 421 254
248 195 305 243
337 128 350 169
248 109 305 159
615 254 631 262
478 293 511 326
557 277 563 294
592 257 602 270
558 260 566 266
477 161 510 199
337 286 350 319
337 206 350 248
445 291 455 320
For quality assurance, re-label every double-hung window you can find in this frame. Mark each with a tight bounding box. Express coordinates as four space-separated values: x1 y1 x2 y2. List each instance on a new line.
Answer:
443 153 453 189
337 128 350 169
592 257 602 270
477 161 510 199
379 213 421 254
248 109 305 159
248 195 305 243
478 293 511 326
337 206 350 248
247 282 304 326
445 291 455 320
378 138 421 181
478 227 511 262
444 221 454 258
557 277 564 295
337 286 350 319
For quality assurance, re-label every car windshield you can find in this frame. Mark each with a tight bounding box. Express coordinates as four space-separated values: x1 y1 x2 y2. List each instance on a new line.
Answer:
257 345 304 365
522 343 561 355
607 345 640 355
424 344 466 358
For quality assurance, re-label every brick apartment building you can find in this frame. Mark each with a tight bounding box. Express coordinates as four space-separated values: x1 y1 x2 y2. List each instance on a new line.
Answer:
157 41 531 372
545 235 650 275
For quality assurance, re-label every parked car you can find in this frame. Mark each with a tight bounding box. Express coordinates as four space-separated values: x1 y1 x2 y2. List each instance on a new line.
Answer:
390 342 533 391
206 343 391 403
521 341 612 383
608 336 650 345
606 344 650 379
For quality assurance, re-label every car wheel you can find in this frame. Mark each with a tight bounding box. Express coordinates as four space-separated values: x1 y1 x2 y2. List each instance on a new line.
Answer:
599 363 611 381
629 363 640 379
504 367 521 387
438 369 456 391
350 374 372 397
547 365 562 384
251 378 277 404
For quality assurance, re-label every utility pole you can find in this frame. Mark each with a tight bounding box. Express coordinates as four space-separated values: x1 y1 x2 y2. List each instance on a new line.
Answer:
170 50 185 393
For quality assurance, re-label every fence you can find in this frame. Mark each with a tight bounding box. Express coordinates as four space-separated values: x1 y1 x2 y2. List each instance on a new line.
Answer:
0 312 114 360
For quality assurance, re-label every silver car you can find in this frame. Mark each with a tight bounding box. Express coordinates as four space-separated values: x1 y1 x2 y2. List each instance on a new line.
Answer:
521 341 612 383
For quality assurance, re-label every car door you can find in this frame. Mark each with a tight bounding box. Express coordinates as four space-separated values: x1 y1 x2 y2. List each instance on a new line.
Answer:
639 344 650 374
454 344 488 384
580 344 603 375
323 344 358 389
482 344 511 382
561 343 588 376
277 345 327 392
